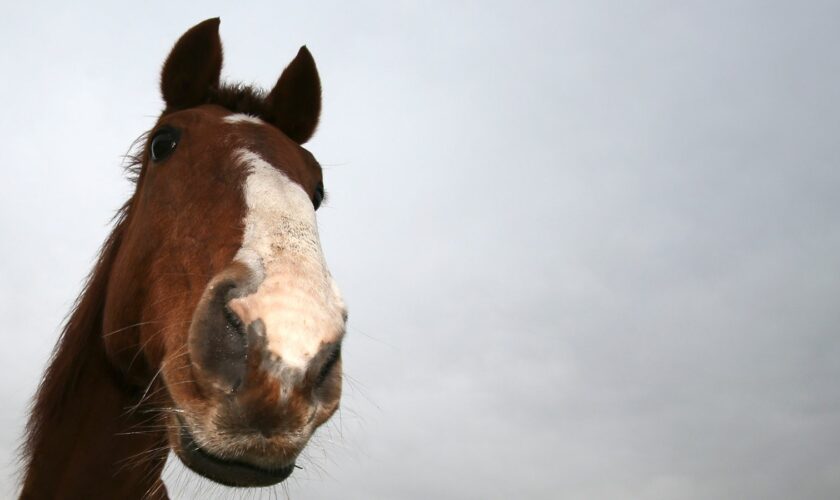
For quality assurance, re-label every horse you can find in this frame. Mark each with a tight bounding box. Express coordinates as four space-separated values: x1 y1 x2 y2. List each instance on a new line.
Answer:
19 18 347 499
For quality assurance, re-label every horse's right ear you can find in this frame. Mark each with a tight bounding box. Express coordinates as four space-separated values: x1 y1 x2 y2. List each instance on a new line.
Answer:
161 18 223 110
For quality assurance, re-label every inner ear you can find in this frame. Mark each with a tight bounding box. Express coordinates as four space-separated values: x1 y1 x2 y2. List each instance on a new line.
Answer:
161 18 223 110
266 46 322 144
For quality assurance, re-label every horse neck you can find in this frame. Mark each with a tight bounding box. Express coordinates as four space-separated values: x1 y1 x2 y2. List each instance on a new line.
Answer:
21 209 170 499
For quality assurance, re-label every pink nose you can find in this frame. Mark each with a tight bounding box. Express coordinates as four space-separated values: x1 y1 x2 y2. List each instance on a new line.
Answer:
187 267 344 399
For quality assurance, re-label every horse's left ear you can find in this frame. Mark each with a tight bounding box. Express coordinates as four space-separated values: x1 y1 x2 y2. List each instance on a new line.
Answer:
266 46 322 144
161 18 223 110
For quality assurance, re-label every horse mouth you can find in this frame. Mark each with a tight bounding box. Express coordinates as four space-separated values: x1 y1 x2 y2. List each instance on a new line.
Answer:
175 419 296 487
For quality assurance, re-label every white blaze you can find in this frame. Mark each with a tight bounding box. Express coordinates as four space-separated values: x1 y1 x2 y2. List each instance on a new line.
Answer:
223 113 265 125
228 148 345 373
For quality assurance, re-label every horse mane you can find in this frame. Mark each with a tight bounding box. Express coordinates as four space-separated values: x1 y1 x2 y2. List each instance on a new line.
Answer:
20 198 134 468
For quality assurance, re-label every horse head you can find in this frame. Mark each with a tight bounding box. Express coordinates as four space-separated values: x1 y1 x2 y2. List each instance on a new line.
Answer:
102 18 346 487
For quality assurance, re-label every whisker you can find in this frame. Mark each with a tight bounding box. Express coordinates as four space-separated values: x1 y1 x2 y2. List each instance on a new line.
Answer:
103 320 165 338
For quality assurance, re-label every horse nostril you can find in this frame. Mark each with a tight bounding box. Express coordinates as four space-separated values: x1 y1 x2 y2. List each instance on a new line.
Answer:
223 305 246 337
189 279 250 395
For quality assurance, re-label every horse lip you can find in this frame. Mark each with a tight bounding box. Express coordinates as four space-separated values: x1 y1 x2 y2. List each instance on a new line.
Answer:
175 417 295 487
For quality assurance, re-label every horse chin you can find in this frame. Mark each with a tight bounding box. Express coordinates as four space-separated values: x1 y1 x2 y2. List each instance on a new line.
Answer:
171 416 297 488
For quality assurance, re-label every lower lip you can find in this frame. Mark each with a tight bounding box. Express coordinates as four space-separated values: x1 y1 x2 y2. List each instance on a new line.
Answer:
177 419 296 487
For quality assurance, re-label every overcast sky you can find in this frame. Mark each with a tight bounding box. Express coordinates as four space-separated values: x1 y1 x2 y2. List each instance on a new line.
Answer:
1 1 839 499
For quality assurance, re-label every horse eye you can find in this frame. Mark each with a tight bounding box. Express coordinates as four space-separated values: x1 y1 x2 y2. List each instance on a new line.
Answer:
313 182 325 210
150 127 180 162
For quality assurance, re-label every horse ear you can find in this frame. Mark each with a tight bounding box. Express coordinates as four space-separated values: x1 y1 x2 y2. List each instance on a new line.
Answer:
160 18 223 110
266 46 322 144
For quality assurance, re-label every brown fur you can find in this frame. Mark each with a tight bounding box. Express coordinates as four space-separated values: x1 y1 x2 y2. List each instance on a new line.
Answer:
21 18 341 499
21 205 170 499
